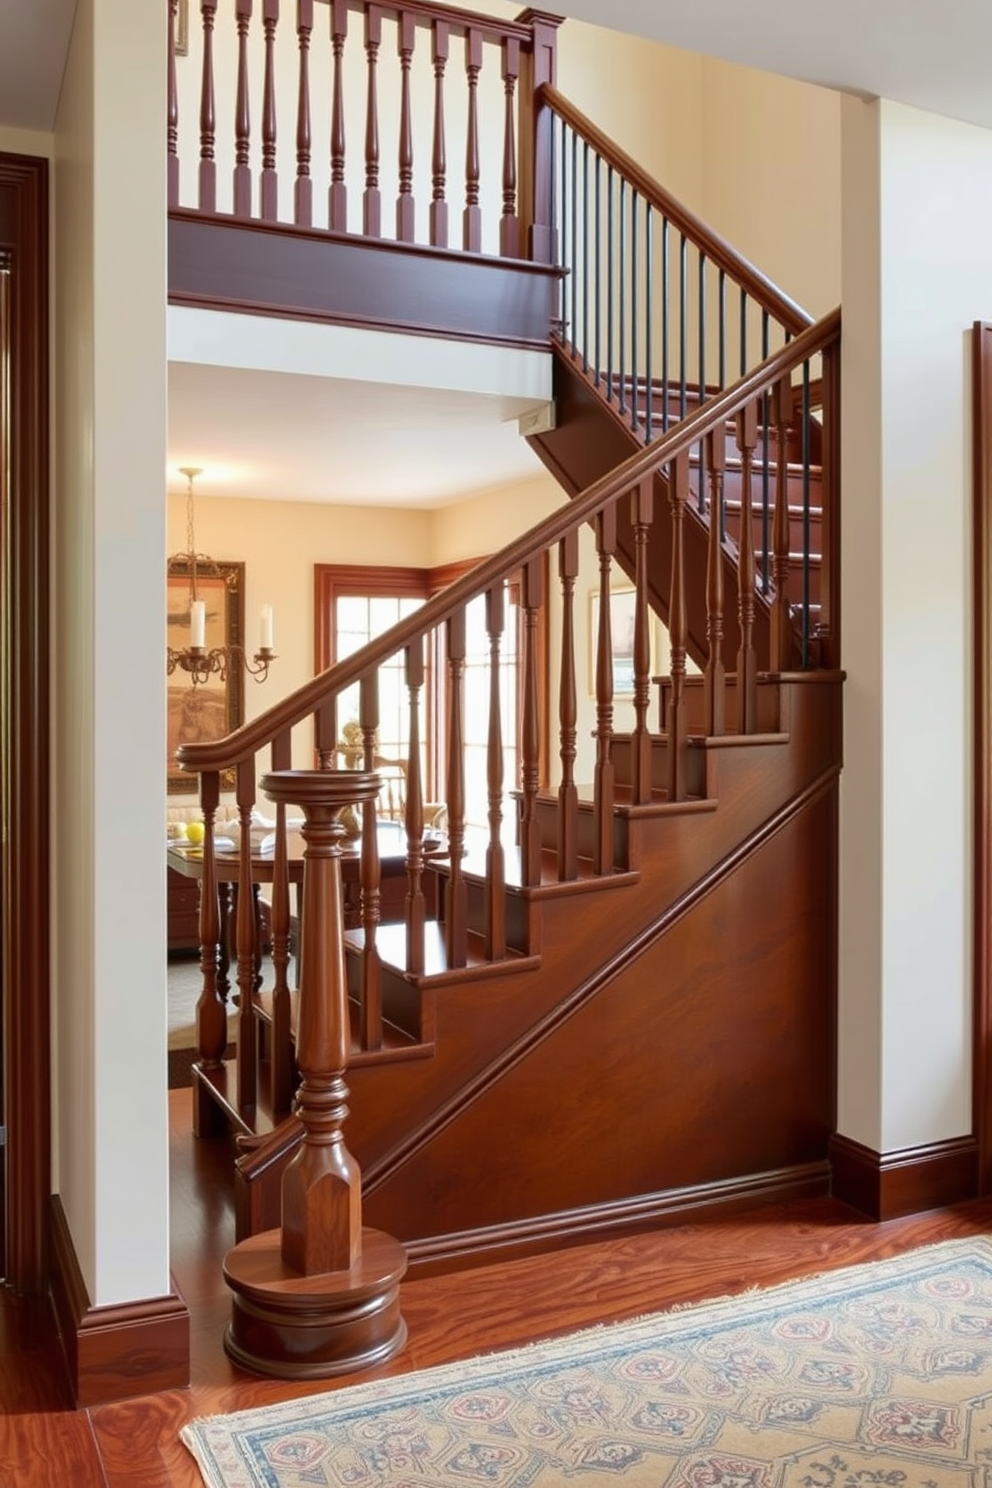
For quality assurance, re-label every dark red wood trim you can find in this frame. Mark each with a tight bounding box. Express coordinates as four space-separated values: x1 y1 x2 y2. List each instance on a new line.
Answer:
168 211 561 349
313 563 434 673
973 322 992 1196
829 1133 979 1221
49 1198 190 1409
400 1161 831 1278
0 153 51 1294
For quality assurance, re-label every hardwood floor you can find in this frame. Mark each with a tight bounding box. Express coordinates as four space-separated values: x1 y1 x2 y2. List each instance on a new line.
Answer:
4 1089 992 1486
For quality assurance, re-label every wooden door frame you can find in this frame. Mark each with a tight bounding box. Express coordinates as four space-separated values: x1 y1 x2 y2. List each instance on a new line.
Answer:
0 153 51 1291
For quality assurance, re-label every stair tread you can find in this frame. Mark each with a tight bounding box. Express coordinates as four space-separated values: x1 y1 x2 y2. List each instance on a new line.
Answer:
252 983 432 1065
347 920 542 984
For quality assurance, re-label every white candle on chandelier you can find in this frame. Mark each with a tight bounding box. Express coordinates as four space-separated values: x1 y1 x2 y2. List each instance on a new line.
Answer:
259 603 274 651
190 599 206 649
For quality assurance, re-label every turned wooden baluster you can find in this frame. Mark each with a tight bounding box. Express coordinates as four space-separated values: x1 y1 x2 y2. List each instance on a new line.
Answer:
294 0 313 226
328 0 348 231
429 20 449 247
358 674 383 1051
666 450 690 802
403 640 427 975
268 729 295 1114
395 11 416 242
168 0 180 207
363 6 382 237
770 375 793 672
444 608 468 967
233 0 253 217
518 556 544 887
703 428 726 736
593 507 617 875
463 28 482 252
197 0 218 212
193 771 226 1138
557 529 579 881
630 477 654 803
234 760 259 1111
259 0 279 220
736 400 759 732
484 583 506 958
500 37 520 258
315 697 337 770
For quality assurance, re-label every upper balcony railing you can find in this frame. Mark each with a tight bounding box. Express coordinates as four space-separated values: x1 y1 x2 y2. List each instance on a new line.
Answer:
168 0 561 261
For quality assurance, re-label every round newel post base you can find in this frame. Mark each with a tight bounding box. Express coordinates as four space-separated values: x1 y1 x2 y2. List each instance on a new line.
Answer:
223 1226 408 1380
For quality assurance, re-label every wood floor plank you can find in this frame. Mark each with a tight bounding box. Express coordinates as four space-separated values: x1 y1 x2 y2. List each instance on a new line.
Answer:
9 1085 992 1486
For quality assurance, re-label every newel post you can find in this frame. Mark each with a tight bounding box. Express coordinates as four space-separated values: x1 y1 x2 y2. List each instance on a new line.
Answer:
516 9 562 264
222 769 408 1380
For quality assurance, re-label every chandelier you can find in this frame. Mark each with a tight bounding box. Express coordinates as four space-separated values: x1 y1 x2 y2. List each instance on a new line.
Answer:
166 466 276 685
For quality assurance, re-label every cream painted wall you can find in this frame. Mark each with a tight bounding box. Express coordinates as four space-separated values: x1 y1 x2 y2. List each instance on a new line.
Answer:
427 471 563 566
838 96 991 1153
168 492 434 748
701 58 841 318
53 0 170 1305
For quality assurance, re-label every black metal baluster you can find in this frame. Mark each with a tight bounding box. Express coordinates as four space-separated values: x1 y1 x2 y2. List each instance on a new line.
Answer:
679 232 687 424
802 358 811 666
740 286 748 377
630 188 638 433
581 140 589 374
760 309 771 594
570 127 578 362
606 165 614 404
698 250 707 413
618 178 627 418
661 216 669 433
644 204 653 443
594 152 601 387
559 118 569 349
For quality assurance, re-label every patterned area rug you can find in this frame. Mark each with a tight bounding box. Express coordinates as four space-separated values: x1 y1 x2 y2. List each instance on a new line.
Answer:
181 1236 992 1488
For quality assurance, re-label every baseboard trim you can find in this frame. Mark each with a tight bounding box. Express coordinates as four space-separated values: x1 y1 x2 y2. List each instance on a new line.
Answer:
829 1133 979 1220
399 1161 832 1279
49 1196 190 1408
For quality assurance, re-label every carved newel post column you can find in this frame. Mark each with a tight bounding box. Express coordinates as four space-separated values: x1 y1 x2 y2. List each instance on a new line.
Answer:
222 769 408 1379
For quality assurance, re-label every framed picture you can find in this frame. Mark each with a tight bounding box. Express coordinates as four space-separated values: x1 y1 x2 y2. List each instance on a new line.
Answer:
167 560 244 794
588 585 653 697
174 0 189 57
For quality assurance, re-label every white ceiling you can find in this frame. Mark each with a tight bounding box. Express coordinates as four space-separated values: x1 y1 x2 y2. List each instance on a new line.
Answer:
5 0 992 507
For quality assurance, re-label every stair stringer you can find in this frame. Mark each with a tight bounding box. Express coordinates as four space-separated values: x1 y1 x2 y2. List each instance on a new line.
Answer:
360 763 839 1273
341 675 841 1171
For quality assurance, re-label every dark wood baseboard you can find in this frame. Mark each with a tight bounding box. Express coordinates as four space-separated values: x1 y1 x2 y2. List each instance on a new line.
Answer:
400 1161 832 1279
829 1133 979 1220
49 1196 190 1408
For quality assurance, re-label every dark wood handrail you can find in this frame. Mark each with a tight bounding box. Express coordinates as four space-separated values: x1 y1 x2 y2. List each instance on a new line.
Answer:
540 83 813 339
176 306 839 776
314 0 537 44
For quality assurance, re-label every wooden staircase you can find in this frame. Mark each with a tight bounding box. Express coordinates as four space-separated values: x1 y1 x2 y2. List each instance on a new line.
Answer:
178 306 844 1264
168 0 844 1297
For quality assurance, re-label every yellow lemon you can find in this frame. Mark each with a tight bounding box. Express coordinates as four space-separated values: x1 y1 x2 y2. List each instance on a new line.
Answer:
186 820 206 845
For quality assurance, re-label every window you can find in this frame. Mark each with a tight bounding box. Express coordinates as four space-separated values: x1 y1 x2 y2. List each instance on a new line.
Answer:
315 562 530 830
